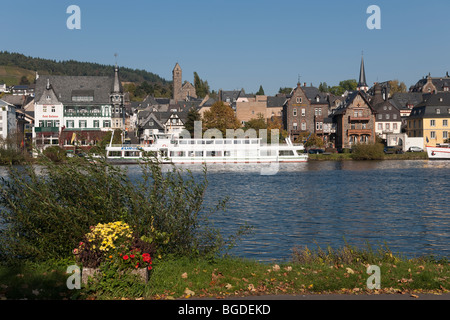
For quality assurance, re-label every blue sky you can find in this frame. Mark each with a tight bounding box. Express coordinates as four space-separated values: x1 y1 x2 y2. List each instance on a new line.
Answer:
2 0 450 95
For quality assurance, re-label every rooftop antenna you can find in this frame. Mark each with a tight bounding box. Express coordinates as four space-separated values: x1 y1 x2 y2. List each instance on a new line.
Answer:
114 53 118 67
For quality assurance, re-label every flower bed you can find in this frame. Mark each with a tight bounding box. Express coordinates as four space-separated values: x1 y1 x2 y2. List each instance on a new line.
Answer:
74 221 155 284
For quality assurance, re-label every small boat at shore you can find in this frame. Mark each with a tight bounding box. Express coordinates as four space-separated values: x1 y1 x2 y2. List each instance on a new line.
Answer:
426 144 450 160
105 133 308 164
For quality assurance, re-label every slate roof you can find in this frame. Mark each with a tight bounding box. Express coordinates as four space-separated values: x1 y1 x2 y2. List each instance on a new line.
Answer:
408 93 450 119
267 96 286 108
34 75 117 105
410 75 450 92
389 92 424 110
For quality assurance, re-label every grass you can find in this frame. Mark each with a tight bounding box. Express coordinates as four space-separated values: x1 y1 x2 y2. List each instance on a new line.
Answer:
1 244 448 300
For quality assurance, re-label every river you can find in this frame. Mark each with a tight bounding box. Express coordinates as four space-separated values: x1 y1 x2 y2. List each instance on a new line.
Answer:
133 160 450 262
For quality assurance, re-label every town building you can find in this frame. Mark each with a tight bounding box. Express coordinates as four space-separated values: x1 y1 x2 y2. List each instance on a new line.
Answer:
0 99 17 141
332 90 377 150
370 83 402 141
407 93 450 148
282 82 330 143
410 73 450 94
33 66 124 152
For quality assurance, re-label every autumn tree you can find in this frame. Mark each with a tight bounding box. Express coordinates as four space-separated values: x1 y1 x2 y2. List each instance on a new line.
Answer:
388 80 407 94
202 101 240 136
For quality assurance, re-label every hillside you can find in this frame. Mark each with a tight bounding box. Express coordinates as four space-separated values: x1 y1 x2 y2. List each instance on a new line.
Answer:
0 51 172 99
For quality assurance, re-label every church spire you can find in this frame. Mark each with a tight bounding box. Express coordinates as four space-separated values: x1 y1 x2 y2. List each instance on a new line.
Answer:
357 54 368 92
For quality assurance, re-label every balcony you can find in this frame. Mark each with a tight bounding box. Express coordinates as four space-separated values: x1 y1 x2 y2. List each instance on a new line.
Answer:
34 127 59 133
348 129 372 135
349 116 371 122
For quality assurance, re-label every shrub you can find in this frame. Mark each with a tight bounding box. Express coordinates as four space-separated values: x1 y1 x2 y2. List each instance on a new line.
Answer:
351 143 384 160
0 156 245 265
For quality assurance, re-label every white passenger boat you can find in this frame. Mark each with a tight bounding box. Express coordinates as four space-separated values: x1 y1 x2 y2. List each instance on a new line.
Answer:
426 144 450 160
105 133 308 164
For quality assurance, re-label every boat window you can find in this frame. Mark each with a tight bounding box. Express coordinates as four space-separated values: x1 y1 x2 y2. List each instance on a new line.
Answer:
108 151 122 157
234 140 242 144
244 139 250 144
251 139 258 144
215 140 223 144
224 140 232 144
279 150 294 156
124 151 140 157
224 151 231 157
179 140 188 145
170 151 185 157
205 140 214 144
195 151 203 157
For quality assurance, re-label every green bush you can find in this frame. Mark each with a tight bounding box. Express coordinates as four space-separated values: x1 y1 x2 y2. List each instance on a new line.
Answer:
351 143 384 160
0 156 246 265
42 146 67 162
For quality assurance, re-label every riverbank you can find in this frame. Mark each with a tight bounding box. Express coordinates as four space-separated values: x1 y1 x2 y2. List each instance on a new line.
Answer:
1 245 448 300
307 152 428 161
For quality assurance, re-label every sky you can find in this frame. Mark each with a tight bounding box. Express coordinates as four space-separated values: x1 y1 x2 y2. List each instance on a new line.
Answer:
2 0 450 96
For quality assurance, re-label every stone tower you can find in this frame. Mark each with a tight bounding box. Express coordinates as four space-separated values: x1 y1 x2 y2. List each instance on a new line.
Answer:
173 63 182 101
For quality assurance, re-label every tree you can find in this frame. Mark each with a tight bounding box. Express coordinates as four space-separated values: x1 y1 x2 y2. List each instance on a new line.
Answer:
256 85 265 95
244 113 267 132
202 101 241 136
318 82 329 93
19 76 30 85
194 72 210 98
278 87 292 95
184 107 201 137
389 80 407 95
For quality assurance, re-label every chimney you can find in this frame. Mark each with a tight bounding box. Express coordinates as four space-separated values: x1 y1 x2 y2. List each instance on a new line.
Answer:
303 82 306 87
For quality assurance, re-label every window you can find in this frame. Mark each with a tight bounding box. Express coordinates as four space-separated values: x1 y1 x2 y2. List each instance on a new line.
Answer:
436 109 441 114
393 114 397 120
301 122 306 130
393 123 398 130
79 120 87 128
296 97 302 103
43 106 47 113
293 108 297 117
293 122 298 130
93 120 99 128
430 120 436 127
385 123 390 131
301 108 306 116
444 120 448 127
444 131 448 140
51 106 55 112
103 120 111 128
378 123 383 130
386 114 390 120
66 120 74 128
378 114 382 120
430 131 436 139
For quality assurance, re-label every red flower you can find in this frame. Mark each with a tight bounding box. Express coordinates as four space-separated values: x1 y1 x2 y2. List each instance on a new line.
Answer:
130 254 135 259
123 255 129 260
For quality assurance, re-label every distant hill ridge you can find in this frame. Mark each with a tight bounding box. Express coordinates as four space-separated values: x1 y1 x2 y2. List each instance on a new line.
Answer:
0 51 169 86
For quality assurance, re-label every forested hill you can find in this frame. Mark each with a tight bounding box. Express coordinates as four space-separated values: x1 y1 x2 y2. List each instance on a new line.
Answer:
0 51 170 85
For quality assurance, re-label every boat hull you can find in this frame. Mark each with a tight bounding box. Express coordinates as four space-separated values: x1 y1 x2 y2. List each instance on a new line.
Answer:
426 146 450 160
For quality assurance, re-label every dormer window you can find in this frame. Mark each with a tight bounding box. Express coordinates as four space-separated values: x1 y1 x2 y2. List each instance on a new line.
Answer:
436 108 441 114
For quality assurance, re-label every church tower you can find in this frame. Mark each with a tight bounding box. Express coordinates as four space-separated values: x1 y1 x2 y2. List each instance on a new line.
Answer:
357 55 369 92
110 64 124 129
173 63 182 101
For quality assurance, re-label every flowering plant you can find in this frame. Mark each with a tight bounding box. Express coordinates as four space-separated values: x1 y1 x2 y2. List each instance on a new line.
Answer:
74 221 154 270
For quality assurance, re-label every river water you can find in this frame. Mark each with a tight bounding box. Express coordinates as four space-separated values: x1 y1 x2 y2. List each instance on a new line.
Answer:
137 160 450 262
2 160 449 262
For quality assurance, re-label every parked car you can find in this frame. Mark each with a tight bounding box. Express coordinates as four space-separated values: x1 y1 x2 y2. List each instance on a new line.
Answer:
408 146 423 152
308 148 324 154
384 146 404 154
